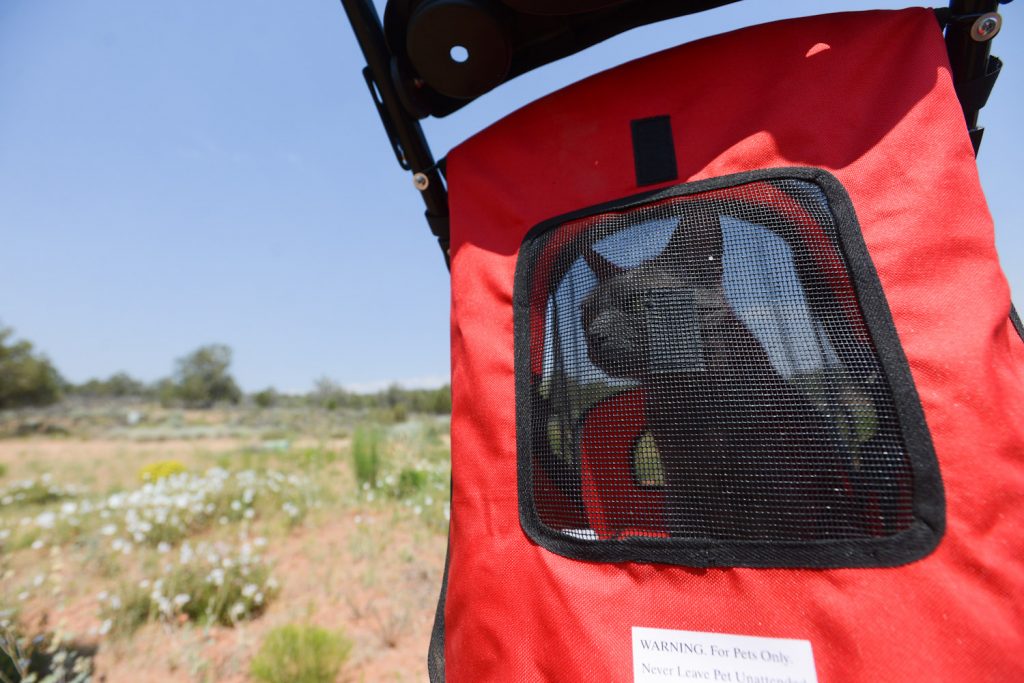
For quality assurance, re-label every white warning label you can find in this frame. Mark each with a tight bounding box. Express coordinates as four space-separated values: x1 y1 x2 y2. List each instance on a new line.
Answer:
632 627 818 683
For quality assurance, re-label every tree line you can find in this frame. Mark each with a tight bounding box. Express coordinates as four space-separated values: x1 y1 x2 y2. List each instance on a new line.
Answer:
0 324 450 413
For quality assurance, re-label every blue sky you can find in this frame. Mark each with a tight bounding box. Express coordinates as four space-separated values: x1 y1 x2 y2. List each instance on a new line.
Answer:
1 1 1020 392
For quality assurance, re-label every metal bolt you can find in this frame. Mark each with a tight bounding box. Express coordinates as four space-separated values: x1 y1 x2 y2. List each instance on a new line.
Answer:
971 13 1001 42
413 172 429 191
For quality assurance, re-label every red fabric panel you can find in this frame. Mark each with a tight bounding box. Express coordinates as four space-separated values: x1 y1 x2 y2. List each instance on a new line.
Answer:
578 389 667 540
445 9 1024 682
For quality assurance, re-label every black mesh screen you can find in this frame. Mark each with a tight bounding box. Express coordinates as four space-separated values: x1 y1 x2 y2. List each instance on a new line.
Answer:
521 177 917 548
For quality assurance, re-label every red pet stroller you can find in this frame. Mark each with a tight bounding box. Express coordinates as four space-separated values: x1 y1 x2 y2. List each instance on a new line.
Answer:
341 2 1021 681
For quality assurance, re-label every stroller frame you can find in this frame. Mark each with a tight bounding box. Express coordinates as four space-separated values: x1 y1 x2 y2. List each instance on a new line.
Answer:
339 0 1008 266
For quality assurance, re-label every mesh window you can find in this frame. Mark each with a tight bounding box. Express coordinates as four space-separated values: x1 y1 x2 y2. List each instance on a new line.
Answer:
515 169 943 568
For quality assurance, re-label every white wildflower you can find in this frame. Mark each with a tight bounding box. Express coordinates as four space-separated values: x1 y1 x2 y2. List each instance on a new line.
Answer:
179 541 195 564
208 568 225 586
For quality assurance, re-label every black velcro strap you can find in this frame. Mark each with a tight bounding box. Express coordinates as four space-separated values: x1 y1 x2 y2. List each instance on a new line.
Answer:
631 116 678 187
955 55 1002 113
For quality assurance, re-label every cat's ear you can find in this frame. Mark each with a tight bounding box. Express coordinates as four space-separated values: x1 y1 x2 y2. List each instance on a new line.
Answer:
669 205 724 278
581 247 625 281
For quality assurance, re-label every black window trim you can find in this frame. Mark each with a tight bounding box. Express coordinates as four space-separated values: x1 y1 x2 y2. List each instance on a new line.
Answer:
513 166 945 569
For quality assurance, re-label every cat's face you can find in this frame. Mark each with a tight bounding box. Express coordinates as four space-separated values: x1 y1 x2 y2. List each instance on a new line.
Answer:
579 212 724 380
580 267 654 379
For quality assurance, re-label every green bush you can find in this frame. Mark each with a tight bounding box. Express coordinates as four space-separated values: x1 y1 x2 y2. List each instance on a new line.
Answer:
103 548 278 634
299 447 338 470
102 582 154 637
253 388 278 409
170 344 242 408
0 463 7 479
351 426 382 489
0 325 62 410
165 561 275 627
394 467 427 499
305 380 451 415
251 624 352 683
0 477 72 509
70 371 147 399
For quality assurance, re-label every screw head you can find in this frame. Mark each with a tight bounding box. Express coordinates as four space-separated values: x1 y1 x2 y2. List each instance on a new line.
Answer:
971 13 1001 42
413 172 430 191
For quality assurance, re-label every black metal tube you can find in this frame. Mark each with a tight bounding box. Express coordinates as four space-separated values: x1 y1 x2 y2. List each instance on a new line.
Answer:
339 0 451 265
945 0 1000 133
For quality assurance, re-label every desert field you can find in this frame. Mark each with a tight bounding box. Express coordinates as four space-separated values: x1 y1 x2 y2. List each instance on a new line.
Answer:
0 403 449 682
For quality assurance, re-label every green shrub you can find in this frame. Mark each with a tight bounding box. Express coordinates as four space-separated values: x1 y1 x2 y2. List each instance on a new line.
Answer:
0 477 72 509
299 447 338 470
0 463 7 480
138 460 187 483
393 468 427 499
102 583 155 637
251 624 352 683
102 545 278 633
253 388 278 409
163 560 275 627
0 326 62 410
70 371 147 399
171 344 242 408
351 426 382 489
